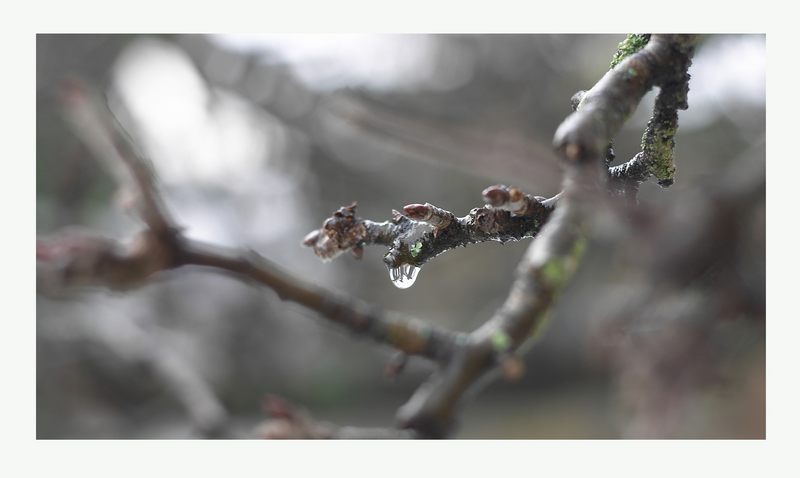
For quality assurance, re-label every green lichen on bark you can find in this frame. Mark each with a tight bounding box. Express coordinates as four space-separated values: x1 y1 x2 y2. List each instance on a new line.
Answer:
610 34 651 69
491 331 512 353
606 35 695 189
639 78 690 187
539 233 588 289
641 116 678 186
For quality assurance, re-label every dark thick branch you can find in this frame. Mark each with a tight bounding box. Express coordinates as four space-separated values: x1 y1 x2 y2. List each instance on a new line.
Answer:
604 35 695 192
609 46 694 190
395 191 588 437
554 34 697 163
391 34 699 437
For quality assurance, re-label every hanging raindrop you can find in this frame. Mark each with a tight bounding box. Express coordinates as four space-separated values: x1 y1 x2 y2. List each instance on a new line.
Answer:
388 263 420 289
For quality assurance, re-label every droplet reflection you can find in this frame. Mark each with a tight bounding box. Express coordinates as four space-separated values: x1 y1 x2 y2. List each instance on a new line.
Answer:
388 264 420 289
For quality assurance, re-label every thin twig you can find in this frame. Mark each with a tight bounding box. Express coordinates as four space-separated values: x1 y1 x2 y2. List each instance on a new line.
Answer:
179 241 462 362
303 188 558 270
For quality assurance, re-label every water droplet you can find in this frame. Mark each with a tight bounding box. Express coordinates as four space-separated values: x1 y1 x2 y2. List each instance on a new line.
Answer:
388 264 420 289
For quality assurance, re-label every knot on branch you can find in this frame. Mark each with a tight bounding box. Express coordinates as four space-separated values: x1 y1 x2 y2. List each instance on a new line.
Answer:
553 119 608 163
37 228 183 292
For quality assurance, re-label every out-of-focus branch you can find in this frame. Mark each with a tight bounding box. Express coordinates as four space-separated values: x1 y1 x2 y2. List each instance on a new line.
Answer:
325 93 564 189
60 78 177 237
302 186 558 271
39 79 461 365
554 35 697 163
173 35 563 191
40 80 185 291
37 232 461 364
255 395 417 439
590 145 764 437
179 241 461 362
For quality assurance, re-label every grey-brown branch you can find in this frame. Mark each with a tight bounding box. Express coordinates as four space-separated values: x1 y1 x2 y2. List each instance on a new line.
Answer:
302 185 558 271
608 35 694 194
38 80 463 366
558 34 697 211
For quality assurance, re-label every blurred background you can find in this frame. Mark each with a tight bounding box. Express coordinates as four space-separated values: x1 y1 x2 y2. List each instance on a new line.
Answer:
36 34 765 438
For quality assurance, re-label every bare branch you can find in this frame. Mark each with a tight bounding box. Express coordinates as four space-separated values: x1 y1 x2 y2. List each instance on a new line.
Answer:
255 395 417 439
602 35 696 192
179 241 462 362
60 78 177 237
555 34 698 163
43 81 463 363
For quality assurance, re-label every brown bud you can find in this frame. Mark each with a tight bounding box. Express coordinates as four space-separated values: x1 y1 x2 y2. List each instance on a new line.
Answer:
350 245 364 260
564 143 583 162
302 230 320 247
390 209 404 223
482 185 509 207
263 394 294 420
508 187 524 203
501 355 525 382
403 203 431 221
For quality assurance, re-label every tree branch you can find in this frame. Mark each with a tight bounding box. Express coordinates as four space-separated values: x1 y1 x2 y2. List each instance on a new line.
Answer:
39 79 462 365
255 395 418 439
178 241 461 362
302 186 559 271
554 35 697 163
60 78 178 238
604 35 696 192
